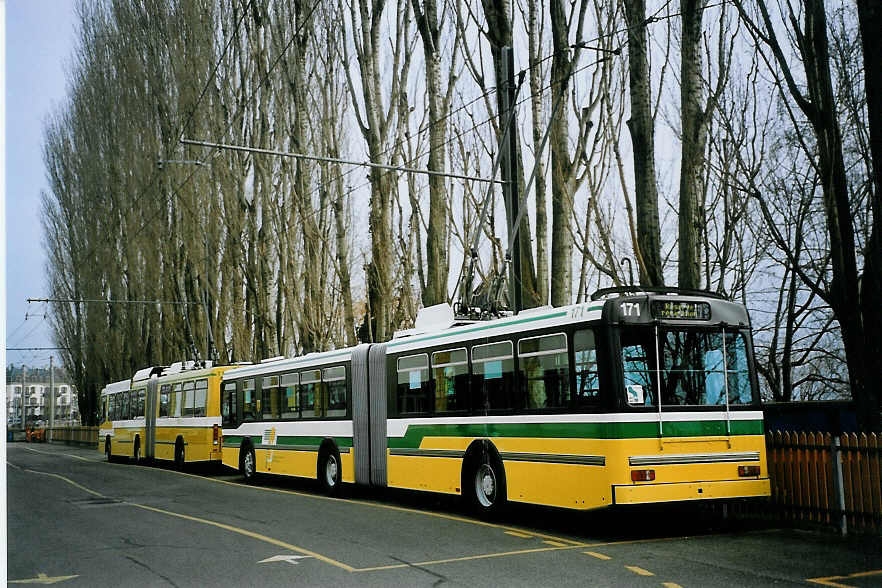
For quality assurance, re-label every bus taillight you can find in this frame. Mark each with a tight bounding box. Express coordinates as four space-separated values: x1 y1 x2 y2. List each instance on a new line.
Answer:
738 465 760 477
631 469 655 482
213 424 219 445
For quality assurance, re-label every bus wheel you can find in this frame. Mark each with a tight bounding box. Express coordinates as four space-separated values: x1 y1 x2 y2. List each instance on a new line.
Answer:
174 441 185 470
133 438 141 463
241 446 257 483
468 455 506 515
319 449 341 496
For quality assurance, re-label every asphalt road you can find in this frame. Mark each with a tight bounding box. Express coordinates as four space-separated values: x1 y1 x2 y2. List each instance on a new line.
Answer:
7 443 881 587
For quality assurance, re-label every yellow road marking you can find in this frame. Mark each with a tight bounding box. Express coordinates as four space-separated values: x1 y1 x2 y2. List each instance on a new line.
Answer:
625 565 654 576
20 448 698 575
807 569 882 588
8 572 79 584
584 551 611 560
130 503 356 572
354 537 686 573
152 462 586 546
24 470 106 498
662 583 683 588
354 544 586 572
505 530 533 539
15 465 355 573
23 446 97 462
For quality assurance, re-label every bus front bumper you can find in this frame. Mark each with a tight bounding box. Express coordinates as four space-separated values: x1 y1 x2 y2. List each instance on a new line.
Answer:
613 478 770 505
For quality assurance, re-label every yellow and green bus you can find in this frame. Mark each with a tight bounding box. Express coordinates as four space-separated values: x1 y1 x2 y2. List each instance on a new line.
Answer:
99 362 233 466
220 288 770 513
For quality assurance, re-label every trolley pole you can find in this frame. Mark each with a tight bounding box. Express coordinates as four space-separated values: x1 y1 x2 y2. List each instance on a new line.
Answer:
500 46 523 314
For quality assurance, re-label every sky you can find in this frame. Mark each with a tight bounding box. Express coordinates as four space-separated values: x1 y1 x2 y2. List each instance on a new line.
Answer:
5 1 78 370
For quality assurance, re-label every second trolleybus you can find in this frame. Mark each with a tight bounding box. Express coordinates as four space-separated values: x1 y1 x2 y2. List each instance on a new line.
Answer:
99 362 234 466
219 288 771 513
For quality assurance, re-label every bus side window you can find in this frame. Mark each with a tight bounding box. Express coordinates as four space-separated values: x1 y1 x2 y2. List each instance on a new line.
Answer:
620 330 654 406
261 376 280 420
280 373 299 419
324 367 347 418
574 329 600 408
159 385 170 418
300 371 321 418
397 355 430 415
726 332 754 404
518 333 569 410
135 389 146 419
194 379 208 418
222 382 237 427
431 348 468 413
242 379 257 421
182 381 196 417
171 383 183 418
472 341 516 411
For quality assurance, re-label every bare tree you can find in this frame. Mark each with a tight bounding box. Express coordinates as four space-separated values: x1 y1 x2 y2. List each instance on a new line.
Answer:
734 0 879 429
622 0 663 286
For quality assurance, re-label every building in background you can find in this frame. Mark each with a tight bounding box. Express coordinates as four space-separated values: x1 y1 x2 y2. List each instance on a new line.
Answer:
6 367 80 428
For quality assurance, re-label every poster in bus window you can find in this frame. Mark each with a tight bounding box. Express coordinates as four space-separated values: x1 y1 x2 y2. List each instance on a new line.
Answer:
485 361 502 380
626 384 644 405
409 370 422 390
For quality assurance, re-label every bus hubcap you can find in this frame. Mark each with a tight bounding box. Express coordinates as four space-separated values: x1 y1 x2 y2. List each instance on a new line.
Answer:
476 464 496 507
244 452 254 476
326 456 338 486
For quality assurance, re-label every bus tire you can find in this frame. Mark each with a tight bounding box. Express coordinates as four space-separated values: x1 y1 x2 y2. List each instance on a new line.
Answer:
133 437 141 463
240 445 257 484
464 443 507 516
318 446 342 496
174 439 185 470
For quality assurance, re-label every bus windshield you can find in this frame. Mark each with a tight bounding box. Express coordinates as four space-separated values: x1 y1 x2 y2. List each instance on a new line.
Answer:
619 327 755 407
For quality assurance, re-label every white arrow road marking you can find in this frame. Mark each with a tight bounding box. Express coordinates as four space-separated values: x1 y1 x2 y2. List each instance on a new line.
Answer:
258 555 313 566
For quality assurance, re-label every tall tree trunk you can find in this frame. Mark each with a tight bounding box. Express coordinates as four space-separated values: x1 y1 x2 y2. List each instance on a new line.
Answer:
678 0 707 290
526 0 549 305
736 0 877 429
481 0 541 308
857 0 882 430
622 0 663 286
548 0 574 306
412 0 450 307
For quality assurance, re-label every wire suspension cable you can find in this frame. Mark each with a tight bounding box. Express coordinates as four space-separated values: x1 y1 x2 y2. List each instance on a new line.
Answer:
181 139 506 184
28 298 202 306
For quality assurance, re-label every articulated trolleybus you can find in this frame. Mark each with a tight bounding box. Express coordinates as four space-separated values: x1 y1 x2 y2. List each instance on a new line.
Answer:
99 362 233 466
220 288 770 513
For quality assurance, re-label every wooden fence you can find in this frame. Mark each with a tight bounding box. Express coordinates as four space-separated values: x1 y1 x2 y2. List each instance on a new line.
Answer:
764 431 881 535
47 426 99 447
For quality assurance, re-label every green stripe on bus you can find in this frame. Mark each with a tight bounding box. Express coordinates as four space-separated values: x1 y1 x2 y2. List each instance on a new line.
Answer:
386 310 572 348
386 419 763 448
222 435 353 448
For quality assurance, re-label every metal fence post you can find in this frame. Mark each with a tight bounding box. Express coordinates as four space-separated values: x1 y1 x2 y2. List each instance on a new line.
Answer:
831 436 847 536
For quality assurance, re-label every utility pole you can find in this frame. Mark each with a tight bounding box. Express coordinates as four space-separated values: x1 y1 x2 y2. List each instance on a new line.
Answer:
21 365 27 430
49 356 55 439
500 46 523 314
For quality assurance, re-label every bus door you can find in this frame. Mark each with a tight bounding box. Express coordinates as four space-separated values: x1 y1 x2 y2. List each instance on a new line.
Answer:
145 378 159 459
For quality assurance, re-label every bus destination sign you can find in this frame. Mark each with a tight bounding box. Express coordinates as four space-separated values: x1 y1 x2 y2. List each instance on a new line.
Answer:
651 300 711 320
